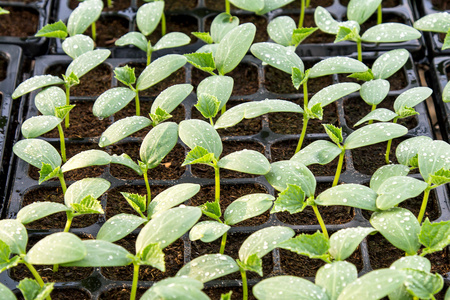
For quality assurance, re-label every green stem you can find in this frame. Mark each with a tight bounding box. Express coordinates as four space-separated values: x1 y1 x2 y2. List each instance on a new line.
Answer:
23 261 52 300
161 13 166 36
377 4 382 25
57 124 66 163
295 83 309 153
221 105 226 115
312 204 329 239
240 267 248 300
332 150 345 187
225 0 230 14
214 165 220 204
209 117 214 126
58 174 67 195
65 85 70 128
135 93 140 116
417 187 431 224
146 46 153 66
130 263 140 300
63 214 73 233
385 117 398 164
143 171 151 209
219 231 228 254
357 39 362 62
299 0 305 28
91 22 97 41
368 104 376 125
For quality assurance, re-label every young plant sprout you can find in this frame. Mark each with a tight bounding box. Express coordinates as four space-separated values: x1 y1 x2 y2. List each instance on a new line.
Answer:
267 15 317 48
12 48 110 128
414 12 450 50
115 2 190 65
227 0 294 15
93 55 187 117
251 43 367 151
0 7 9 15
314 6 421 61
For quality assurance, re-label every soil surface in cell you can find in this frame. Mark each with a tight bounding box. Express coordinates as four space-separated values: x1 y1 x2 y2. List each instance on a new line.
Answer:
69 0 131 11
138 0 197 10
99 288 146 300
84 16 129 48
431 0 450 10
148 14 198 44
0 7 38 37
0 55 7 81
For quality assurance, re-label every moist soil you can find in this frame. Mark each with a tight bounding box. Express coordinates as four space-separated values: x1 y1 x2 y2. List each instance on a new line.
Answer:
99 288 145 300
204 286 257 300
359 14 405 33
138 0 197 10
84 16 129 48
190 141 265 179
189 183 269 226
204 0 237 11
340 0 400 7
191 63 259 96
284 0 334 9
0 55 7 81
204 14 268 43
69 0 131 11
18 289 90 300
0 6 38 37
431 0 450 10
148 14 198 45
101 237 185 281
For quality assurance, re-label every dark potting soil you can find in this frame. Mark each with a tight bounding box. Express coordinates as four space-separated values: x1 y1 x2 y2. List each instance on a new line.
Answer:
337 65 408 91
431 0 450 10
109 143 186 180
189 183 270 227
148 14 198 45
268 100 339 135
43 101 112 138
101 237 185 281
284 0 334 9
22 186 100 229
69 0 131 11
191 63 259 96
191 141 265 179
279 246 363 277
204 0 237 11
46 64 112 97
344 96 418 129
359 14 405 33
84 16 129 48
190 232 274 280
99 288 145 300
0 55 7 81
138 0 198 10
340 0 400 7
0 7 38 37
301 14 336 44
204 286 257 300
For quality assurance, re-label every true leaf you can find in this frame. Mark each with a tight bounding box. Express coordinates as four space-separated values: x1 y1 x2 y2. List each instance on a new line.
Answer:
140 122 178 169
372 49 409 79
291 67 304 89
99 116 151 147
403 269 443 299
316 184 377 211
429 168 450 186
62 34 94 58
396 136 432 167
67 0 103 36
370 164 410 193
360 79 390 106
176 254 239 282
418 140 450 182
376 176 428 210
151 84 193 115
12 75 64 99
61 149 111 173
267 16 297 46
443 31 450 50
292 27 318 46
195 93 220 119
13 139 61 169
251 43 304 74
354 108 397 126
309 57 368 78
140 243 165 271
35 87 66 116
71 195 104 214
55 105 75 120
179 119 223 158
0 220 27 255
335 26 359 43
38 164 61 184
184 52 216 74
153 32 190 51
308 82 361 108
218 150 270 175
316 261 358 300
224 193 274 225
291 140 341 166
149 107 172 126
136 1 164 36
17 202 69 225
97 214 146 242
189 221 230 242
323 124 343 144
211 12 239 43
270 184 307 214
115 32 148 52
148 183 200 218
183 146 215 166
348 69 374 81
347 0 381 24
114 65 136 86
329 227 376 261
0 240 21 273
35 20 68 39
344 123 408 149
201 201 222 221
361 23 421 43
279 231 330 262
419 218 450 255
192 32 214 44
18 279 53 300
121 192 147 215
21 116 62 138
197 76 233 110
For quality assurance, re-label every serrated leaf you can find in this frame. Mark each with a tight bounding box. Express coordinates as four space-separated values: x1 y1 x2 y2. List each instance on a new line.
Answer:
329 227 376 261
309 82 361 109
224 193 274 225
323 124 343 144
149 183 200 218
114 65 136 86
354 108 397 127
267 16 297 46
192 32 214 44
397 106 418 119
0 240 21 273
403 269 443 299
151 83 193 115
150 107 172 126
38 164 61 184
251 43 304 74
71 195 103 214
291 67 304 89
429 168 450 186
140 243 165 271
179 119 223 158
17 202 69 225
211 12 239 43
306 103 323 119
35 87 66 116
0 220 27 255
136 1 164 36
419 218 450 255
61 149 111 173
370 208 421 255
419 140 450 182
347 0 381 24
348 69 374 81
12 75 64 99
177 254 238 283
63 72 79 87
195 93 220 119
344 123 408 149
376 176 428 210
115 32 148 52
396 136 433 167
121 192 147 215
99 116 151 147
62 34 95 59
414 12 450 33
67 0 103 36
291 140 341 166
197 76 233 110
189 221 230 242
154 32 190 51
201 201 222 221
55 105 75 120
35 20 68 39
335 26 359 43
183 146 215 166
360 79 390 106
137 54 187 91
218 150 270 175
310 57 368 78
21 116 62 138
110 154 143 175
240 253 263 275
221 291 232 300
443 31 450 50
185 52 216 74
316 184 378 211
13 139 61 169
271 184 307 214
292 27 318 46
361 23 421 43
316 261 358 300
97 214 147 242
370 164 410 193
372 49 409 79
92 87 135 118
140 122 178 169
18 279 54 300
279 232 330 262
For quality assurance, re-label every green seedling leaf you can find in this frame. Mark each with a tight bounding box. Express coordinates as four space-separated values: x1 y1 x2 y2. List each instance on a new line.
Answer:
17 202 69 225
26 232 86 264
254 276 327 300
279 231 330 262
239 226 295 276
189 221 230 242
429 168 450 186
348 69 374 81
62 34 95 59
110 154 143 175
38 164 61 184
335 26 359 43
148 183 200 218
35 20 68 39
67 0 103 36
115 32 148 52
309 82 361 109
197 76 233 110
93 87 136 118
215 99 302 129
224 193 274 225
140 122 178 169
13 139 61 169
267 16 297 46
97 214 146 242
192 32 214 44
354 108 397 126
0 282 16 300
137 54 187 91
201 201 222 221
403 269 443 299
370 208 421 255
140 243 165 271
99 116 151 147
35 87 66 116
62 240 132 267
419 140 450 182
316 184 377 211
179 119 223 158
183 146 215 166
136 1 164 36
21 116 62 138
347 0 381 24
306 103 323 119
0 240 21 273
228 0 264 11
18 279 53 300
12 75 64 99
361 23 421 43
394 87 432 113
310 57 368 78
344 123 408 149
292 27 318 46
218 149 270 175
271 184 307 214
391 255 431 272
177 254 239 282
221 292 232 300
414 12 450 33
185 52 216 74
0 220 27 255
257 0 296 15
376 176 428 210
323 124 343 144
55 105 75 120
372 49 409 79
61 149 111 173
396 136 432 167
115 65 136 86
443 31 450 50
122 192 146 216
329 227 376 261
0 7 8 15
195 93 220 119
150 107 172 126
360 79 390 106
419 218 450 255
397 106 419 119
211 13 239 43
251 43 304 74
338 269 406 300
62 72 79 87
136 206 201 253
153 32 190 51
216 23 256 75
291 67 305 89
141 277 208 300
370 164 410 193
291 140 342 166
151 84 193 115
71 195 104 214
315 6 360 35
316 261 358 300
265 160 316 197
65 49 110 78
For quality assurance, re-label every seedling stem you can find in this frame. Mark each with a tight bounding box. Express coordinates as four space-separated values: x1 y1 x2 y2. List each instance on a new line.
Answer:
240 267 248 300
225 0 230 14
219 232 227 254
161 13 166 36
312 204 329 239
332 150 345 187
384 117 399 164
295 83 309 153
377 4 382 24
23 261 52 300
57 124 67 162
130 263 140 300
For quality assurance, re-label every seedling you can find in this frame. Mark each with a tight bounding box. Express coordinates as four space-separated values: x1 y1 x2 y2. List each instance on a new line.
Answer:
115 2 190 65
414 12 450 50
267 15 317 48
314 6 421 61
93 55 187 117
